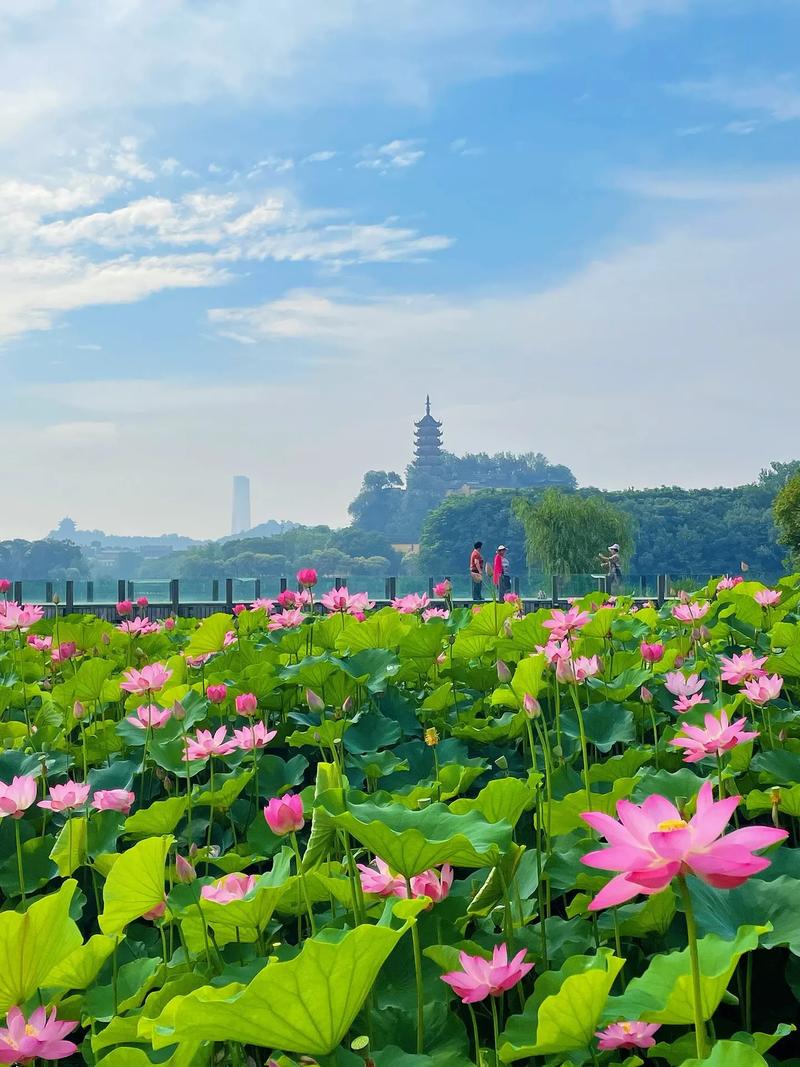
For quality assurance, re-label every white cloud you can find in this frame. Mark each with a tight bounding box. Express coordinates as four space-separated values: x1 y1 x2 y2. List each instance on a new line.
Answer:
42 421 117 445
676 74 800 122
449 138 484 156
357 139 425 171
302 150 336 164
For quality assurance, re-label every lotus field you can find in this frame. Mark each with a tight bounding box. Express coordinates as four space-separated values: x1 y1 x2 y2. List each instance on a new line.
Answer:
1 572 800 1066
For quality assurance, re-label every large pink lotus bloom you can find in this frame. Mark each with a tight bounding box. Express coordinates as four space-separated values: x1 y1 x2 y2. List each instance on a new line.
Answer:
117 616 159 637
233 722 277 751
720 650 767 685
433 581 451 598
277 588 311 610
673 693 710 714
664 671 705 699
422 607 450 621
537 639 572 665
201 872 258 905
0 776 37 818
183 727 237 762
596 1022 661 1051
0 602 45 632
251 597 275 613
717 575 743 591
349 591 375 614
441 944 534 1004
672 601 710 623
392 592 430 614
754 589 781 607
268 608 305 631
572 655 601 682
742 674 783 705
411 864 454 903
127 703 172 730
320 587 375 615
0 1005 78 1064
669 710 759 763
640 641 665 663
27 635 52 652
39 779 90 812
234 692 258 717
264 794 304 835
92 789 135 814
120 663 173 694
297 568 318 588
358 857 408 898
542 606 590 640
581 780 788 910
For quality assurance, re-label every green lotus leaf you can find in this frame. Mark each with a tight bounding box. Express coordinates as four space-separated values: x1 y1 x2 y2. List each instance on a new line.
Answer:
72 658 117 702
317 791 513 878
605 924 767 1024
681 1040 768 1066
688 876 800 954
184 612 233 656
542 777 637 835
48 816 87 876
99 835 173 935
193 769 252 809
499 949 624 1061
151 899 426 1055
746 784 800 817
450 777 536 826
0 879 82 1013
302 761 345 871
125 797 188 837
43 933 115 993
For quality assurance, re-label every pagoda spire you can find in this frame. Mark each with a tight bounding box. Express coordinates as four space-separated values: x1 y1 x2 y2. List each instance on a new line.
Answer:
413 396 443 471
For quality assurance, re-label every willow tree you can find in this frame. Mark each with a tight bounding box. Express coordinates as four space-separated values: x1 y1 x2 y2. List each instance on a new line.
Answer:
513 490 633 575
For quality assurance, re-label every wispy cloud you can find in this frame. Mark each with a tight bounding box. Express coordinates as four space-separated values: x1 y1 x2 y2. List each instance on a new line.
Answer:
302 150 336 164
675 74 800 123
449 138 484 156
357 139 425 172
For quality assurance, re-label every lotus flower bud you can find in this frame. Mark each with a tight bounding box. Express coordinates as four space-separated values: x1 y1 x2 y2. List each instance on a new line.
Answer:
640 685 653 704
175 854 196 883
306 688 324 713
73 700 86 720
496 660 512 683
523 693 541 718
341 695 353 716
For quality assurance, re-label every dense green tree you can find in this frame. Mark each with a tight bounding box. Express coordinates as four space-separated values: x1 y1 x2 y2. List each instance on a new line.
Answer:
0 539 88 579
774 472 800 566
418 491 530 577
513 490 633 575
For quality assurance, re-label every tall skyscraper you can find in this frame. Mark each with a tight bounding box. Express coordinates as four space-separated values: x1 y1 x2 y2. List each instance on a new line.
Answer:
231 475 251 535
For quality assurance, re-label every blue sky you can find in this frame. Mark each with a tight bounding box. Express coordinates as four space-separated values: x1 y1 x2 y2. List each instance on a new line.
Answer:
2 0 800 538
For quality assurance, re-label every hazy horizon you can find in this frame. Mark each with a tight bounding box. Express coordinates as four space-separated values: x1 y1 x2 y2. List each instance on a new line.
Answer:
3 1 800 541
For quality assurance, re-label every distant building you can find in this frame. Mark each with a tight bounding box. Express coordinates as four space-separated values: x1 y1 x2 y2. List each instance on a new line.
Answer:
413 396 444 472
231 475 251 535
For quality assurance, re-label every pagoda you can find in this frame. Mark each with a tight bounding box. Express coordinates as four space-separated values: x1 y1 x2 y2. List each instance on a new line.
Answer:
413 396 444 471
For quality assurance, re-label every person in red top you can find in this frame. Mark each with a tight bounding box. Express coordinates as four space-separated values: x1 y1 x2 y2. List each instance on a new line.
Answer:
469 541 484 602
493 545 510 597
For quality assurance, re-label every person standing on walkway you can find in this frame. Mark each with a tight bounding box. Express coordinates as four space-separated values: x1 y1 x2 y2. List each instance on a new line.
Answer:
599 543 622 589
493 545 511 597
469 541 485 602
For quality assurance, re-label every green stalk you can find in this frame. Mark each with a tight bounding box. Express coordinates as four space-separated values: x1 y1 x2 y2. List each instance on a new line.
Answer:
490 995 501 1066
290 831 317 935
679 877 709 1059
467 1003 482 1064
405 877 425 1055
13 819 26 904
570 684 592 811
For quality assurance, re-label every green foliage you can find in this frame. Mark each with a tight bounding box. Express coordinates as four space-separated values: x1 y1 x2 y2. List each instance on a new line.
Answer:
514 489 633 575
774 469 800 564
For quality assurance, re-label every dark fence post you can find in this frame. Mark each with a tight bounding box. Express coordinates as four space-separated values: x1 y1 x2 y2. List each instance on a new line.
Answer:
551 575 559 607
13 581 22 604
169 579 179 614
65 580 74 613
640 574 647 598
86 581 94 603
253 578 261 600
334 577 343 591
280 577 288 593
225 578 234 612
657 574 666 607
211 579 219 602
427 576 434 597
513 576 521 596
45 581 53 604
117 579 126 604
385 577 397 601
127 581 134 600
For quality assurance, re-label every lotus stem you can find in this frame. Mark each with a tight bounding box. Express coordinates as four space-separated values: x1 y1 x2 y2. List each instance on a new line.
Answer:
13 819 26 904
406 877 425 1055
290 831 317 936
679 876 709 1059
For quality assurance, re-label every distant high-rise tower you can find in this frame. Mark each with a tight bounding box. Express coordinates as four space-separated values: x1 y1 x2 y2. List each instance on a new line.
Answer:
231 476 251 535
413 395 444 471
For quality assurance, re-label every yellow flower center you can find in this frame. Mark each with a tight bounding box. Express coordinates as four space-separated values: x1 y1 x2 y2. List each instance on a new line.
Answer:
621 1023 632 1033
657 818 688 832
24 1025 37 1036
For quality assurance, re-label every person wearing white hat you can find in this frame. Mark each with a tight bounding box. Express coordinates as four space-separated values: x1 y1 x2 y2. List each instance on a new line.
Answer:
493 545 511 597
599 544 622 587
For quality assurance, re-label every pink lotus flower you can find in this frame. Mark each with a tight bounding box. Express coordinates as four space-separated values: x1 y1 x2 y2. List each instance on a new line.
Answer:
0 1005 78 1063
127 703 172 730
669 710 759 763
392 592 429 614
142 900 166 921
754 589 781 607
0 579 9 594
186 653 212 668
742 674 783 705
640 641 665 663
39 779 90 812
175 854 196 883
441 944 534 1004
251 597 275 613
233 722 277 751
201 872 258 904
120 663 173 694
264 794 304 835
664 671 705 699
320 587 374 615
542 606 591 640
117 616 159 637
358 857 408 898
717 575 743 591
523 693 541 718
163 617 176 631
0 602 44 632
596 1021 661 1051
573 655 601 682
207 683 227 704
297 568 318 588
223 630 237 647
234 692 258 716
504 592 521 605
92 789 135 814
496 660 512 683
673 693 710 714
410 864 453 903
720 651 767 685
116 599 133 616
672 601 710 623
51 641 77 664
640 686 653 704
422 607 449 621
277 589 311 610
0 776 37 818
27 635 52 651
538 639 572 665
183 727 237 761
433 581 451 598
580 780 788 910
136 595 149 608
268 608 305 630
232 603 246 616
